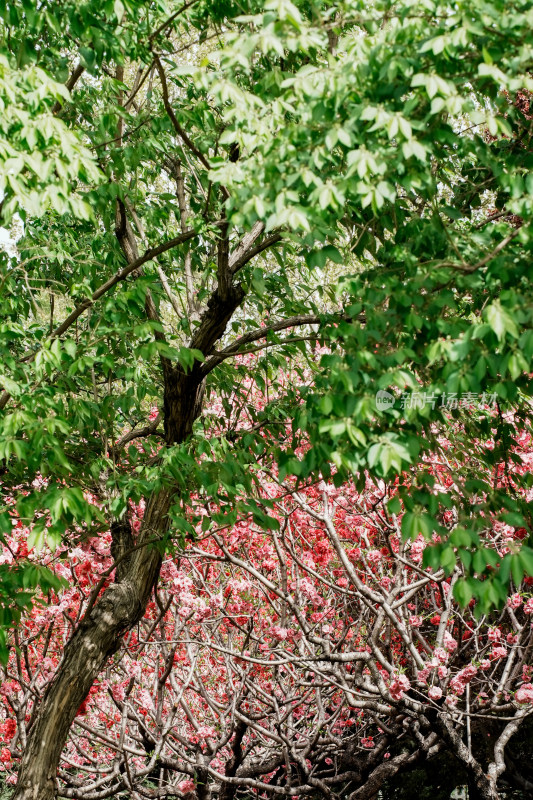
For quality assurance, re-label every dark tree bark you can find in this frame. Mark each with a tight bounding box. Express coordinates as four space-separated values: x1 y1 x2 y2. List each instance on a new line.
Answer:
219 719 248 800
11 487 172 800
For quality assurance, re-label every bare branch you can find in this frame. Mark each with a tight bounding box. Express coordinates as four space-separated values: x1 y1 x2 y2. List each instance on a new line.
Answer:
230 233 283 274
154 56 210 171
109 413 164 460
148 1 200 43
228 221 266 270
51 62 85 114
201 314 323 375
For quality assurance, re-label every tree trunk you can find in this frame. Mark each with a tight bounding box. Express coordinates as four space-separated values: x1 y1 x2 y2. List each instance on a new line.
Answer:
435 715 500 800
11 487 172 800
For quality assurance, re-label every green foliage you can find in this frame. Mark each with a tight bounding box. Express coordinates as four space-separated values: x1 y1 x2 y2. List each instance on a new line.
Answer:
0 55 102 222
0 0 533 660
0 561 66 664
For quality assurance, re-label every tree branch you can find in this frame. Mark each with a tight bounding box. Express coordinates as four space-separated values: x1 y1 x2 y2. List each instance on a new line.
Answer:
0 228 201 410
230 233 283 274
439 229 521 273
109 413 164 461
228 221 265 270
154 56 210 171
200 314 323 375
51 62 85 115
148 1 200 43
164 156 198 316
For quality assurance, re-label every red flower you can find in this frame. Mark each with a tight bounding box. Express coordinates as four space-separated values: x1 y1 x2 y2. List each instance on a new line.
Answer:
3 720 15 741
76 699 89 716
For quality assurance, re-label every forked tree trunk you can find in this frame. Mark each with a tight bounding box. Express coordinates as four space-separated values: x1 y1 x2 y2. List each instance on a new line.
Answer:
11 487 173 800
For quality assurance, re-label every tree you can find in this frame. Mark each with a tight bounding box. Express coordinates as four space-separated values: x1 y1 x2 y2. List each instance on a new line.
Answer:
2 454 533 799
1 0 533 798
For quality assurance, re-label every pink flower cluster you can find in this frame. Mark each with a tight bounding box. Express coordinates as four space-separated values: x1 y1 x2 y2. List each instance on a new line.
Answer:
515 683 533 704
524 598 533 614
449 664 477 695
508 593 522 609
177 779 195 793
443 631 457 651
389 673 410 700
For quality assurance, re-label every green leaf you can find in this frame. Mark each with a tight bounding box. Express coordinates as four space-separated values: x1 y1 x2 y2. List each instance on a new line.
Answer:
401 511 433 541
484 301 519 341
518 546 533 576
453 578 474 607
511 556 524 587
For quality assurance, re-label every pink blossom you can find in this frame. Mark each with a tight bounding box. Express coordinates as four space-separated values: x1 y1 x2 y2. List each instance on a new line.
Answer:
361 736 374 748
428 686 443 701
508 593 522 610
410 536 426 564
449 679 466 696
445 695 458 708
524 598 533 614
479 659 491 671
459 665 477 682
389 673 410 700
197 726 217 740
490 646 507 660
443 632 457 651
434 647 448 664
270 626 290 641
450 664 477 694
516 683 533 704
438 666 448 679
299 578 322 606
417 667 431 685
409 615 423 627
488 628 501 642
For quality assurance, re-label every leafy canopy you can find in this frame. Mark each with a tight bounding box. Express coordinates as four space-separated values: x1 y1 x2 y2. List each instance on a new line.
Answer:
0 0 533 650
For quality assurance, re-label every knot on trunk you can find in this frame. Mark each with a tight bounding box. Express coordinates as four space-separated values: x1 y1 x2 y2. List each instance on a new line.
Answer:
110 518 135 582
